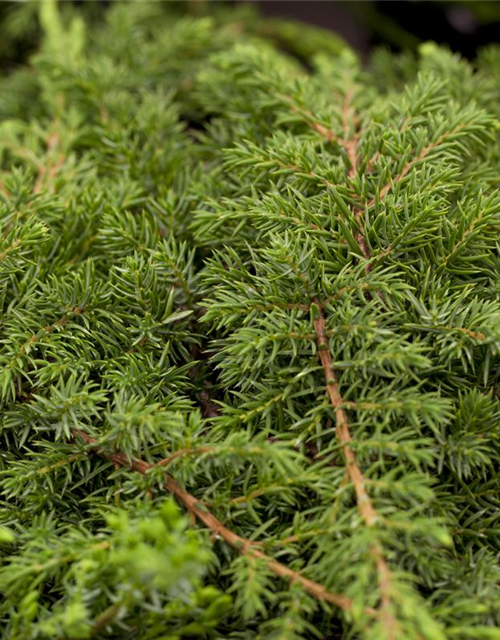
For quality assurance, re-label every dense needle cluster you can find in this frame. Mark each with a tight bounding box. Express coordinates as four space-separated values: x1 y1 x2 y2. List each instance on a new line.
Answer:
1 2 500 639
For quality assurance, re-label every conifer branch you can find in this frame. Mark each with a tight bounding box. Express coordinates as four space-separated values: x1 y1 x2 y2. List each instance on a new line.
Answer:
2 5 499 637
443 208 484 265
36 453 83 475
366 124 466 209
154 446 216 467
34 131 65 194
311 122 339 144
352 206 371 267
73 429 356 613
300 87 372 271
274 156 373 268
283 95 343 150
17 306 85 357
313 306 398 637
339 89 374 270
342 88 358 179
313 309 377 524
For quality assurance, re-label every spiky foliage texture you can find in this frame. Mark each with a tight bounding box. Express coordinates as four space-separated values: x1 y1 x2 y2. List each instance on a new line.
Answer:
1 2 500 639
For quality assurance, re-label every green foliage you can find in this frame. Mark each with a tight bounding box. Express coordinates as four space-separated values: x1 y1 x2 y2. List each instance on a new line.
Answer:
1 2 500 639
0 500 230 639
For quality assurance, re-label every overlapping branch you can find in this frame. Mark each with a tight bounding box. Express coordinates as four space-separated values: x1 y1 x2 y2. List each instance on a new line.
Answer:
313 307 398 639
34 131 66 194
73 429 355 613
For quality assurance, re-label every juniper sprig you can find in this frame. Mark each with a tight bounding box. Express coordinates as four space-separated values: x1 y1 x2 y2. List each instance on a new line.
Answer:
1 2 500 639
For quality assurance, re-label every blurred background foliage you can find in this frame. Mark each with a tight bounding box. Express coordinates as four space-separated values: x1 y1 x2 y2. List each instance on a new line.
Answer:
0 0 499 72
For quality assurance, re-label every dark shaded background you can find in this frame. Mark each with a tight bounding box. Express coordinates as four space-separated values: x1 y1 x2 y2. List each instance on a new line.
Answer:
257 1 500 58
0 0 499 69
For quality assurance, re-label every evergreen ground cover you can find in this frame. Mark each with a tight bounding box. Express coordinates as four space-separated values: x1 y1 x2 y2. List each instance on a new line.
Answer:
1 2 500 639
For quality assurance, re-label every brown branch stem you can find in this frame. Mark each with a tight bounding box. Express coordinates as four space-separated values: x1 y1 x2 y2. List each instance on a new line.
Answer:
339 88 373 273
72 429 355 613
366 124 465 209
313 308 397 638
34 131 65 194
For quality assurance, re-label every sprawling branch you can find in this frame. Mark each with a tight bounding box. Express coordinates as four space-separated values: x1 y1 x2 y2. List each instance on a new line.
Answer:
73 429 355 613
306 90 372 272
341 88 358 180
317 86 371 270
34 131 65 194
313 307 397 639
366 124 465 209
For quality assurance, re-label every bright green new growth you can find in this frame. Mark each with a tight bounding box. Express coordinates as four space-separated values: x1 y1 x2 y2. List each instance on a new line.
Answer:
1 2 500 639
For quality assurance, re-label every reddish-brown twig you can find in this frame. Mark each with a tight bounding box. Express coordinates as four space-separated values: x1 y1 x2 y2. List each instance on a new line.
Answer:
73 429 356 612
313 308 398 639
34 132 65 194
366 124 465 210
